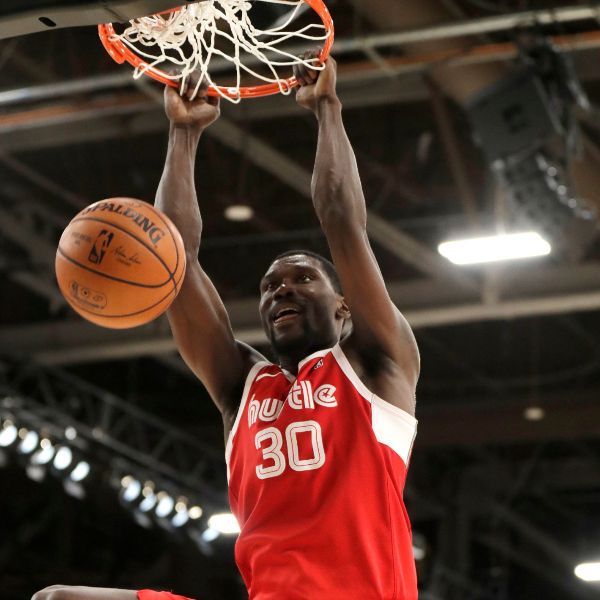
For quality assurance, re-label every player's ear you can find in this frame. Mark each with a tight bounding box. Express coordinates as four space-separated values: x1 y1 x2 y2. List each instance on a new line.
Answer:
336 297 350 321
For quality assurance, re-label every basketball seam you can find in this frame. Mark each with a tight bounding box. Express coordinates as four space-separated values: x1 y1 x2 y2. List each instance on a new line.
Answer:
57 247 168 289
72 214 176 284
65 265 186 320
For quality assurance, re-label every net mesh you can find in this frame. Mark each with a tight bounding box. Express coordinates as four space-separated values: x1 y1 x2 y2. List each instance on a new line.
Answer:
109 0 332 102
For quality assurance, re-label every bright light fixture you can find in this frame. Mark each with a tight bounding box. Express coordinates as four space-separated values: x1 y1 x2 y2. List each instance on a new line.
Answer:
26 464 46 482
189 505 203 520
139 493 157 513
208 512 240 534
202 527 220 542
224 204 254 222
524 406 545 422
70 460 90 482
31 440 55 465
155 492 175 518
438 232 551 265
18 430 39 455
53 446 73 470
65 426 78 441
171 509 190 528
0 422 18 447
575 562 600 582
122 477 142 502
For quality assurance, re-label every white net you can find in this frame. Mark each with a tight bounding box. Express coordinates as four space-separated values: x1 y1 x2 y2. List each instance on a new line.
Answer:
110 0 332 103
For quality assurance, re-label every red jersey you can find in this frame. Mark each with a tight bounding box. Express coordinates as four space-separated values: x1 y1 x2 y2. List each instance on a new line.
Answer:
226 344 418 600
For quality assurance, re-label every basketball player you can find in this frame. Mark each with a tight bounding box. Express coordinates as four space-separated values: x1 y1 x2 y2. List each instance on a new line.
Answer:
32 54 419 600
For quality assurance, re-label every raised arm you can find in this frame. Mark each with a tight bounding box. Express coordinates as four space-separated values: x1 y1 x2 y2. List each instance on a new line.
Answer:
156 86 257 424
294 56 419 415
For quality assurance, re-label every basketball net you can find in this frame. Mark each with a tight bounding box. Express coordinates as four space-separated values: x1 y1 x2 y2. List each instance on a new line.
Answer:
99 0 334 103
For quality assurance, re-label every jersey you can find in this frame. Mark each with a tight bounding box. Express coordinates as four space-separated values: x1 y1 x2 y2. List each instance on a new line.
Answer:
225 344 418 600
138 592 196 600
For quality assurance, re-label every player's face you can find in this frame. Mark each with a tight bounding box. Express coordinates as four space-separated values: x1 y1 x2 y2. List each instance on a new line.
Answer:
259 256 343 357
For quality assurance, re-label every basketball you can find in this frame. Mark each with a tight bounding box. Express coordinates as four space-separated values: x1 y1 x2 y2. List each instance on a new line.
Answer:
55 197 186 329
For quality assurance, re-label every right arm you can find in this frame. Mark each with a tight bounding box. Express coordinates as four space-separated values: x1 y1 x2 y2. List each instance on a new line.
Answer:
156 87 257 421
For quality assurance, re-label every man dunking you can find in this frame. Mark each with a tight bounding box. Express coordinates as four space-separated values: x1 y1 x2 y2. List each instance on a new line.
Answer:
33 55 420 600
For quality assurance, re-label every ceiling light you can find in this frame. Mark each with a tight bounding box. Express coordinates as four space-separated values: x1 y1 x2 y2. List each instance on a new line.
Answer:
575 562 600 582
63 479 86 499
224 204 254 222
53 446 74 471
26 464 46 482
69 460 90 482
155 492 175 518
133 510 153 529
412 532 427 561
202 527 220 542
17 430 39 455
121 476 142 503
208 512 240 535
0 421 18 447
139 493 157 513
438 232 551 265
31 439 56 465
524 406 545 421
171 501 190 528
64 426 78 441
189 505 203 520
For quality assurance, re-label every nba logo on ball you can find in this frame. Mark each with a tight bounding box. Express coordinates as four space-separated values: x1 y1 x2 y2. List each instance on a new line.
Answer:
56 198 186 329
88 230 114 265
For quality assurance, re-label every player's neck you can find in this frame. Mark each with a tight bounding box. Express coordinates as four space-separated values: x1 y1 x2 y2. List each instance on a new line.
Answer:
277 341 335 375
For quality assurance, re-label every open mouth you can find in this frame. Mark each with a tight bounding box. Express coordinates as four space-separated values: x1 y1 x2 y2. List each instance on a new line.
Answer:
273 306 301 324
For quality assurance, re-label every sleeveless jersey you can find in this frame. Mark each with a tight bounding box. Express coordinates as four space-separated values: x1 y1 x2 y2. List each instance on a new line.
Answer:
225 344 418 600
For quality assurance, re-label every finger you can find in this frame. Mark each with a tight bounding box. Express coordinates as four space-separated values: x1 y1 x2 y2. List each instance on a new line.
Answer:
164 85 179 102
296 63 316 86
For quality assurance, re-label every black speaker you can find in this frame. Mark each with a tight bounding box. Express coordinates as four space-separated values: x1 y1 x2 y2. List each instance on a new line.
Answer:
467 68 561 164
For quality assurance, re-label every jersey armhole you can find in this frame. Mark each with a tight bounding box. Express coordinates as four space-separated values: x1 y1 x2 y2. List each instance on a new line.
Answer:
225 360 270 472
331 343 418 467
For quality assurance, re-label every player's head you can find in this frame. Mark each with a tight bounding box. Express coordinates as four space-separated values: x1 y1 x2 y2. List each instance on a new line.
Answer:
259 250 349 358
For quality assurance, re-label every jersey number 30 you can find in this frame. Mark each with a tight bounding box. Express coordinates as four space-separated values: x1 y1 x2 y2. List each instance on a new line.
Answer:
255 420 325 479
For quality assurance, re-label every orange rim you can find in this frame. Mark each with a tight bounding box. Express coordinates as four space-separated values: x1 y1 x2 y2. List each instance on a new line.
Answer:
98 0 334 99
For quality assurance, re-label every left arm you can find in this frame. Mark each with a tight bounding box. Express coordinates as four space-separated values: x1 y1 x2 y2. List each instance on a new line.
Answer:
31 586 195 600
295 56 419 414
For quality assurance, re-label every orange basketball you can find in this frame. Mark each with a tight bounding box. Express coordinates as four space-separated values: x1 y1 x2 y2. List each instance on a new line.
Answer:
55 197 186 329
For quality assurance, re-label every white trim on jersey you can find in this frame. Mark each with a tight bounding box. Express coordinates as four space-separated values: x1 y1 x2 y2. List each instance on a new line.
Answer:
297 347 333 371
225 360 270 480
331 344 418 467
371 395 418 467
256 371 287 382
331 344 374 403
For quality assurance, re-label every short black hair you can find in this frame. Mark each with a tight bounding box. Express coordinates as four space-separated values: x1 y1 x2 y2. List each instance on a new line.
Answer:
270 249 343 294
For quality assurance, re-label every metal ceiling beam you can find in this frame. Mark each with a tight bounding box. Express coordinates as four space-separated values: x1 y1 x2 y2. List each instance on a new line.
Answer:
366 215 478 290
0 204 65 305
0 0 188 39
417 386 600 447
340 3 600 48
2 259 600 365
477 534 596 600
1 4 597 81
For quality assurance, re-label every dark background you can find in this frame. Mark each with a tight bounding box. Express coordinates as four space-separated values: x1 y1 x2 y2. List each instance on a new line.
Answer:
2 1 600 599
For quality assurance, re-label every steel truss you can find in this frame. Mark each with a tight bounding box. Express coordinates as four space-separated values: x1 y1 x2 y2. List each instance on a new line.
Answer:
0 359 228 508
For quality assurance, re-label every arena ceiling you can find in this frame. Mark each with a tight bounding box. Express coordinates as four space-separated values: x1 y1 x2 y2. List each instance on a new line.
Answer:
1 1 600 599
